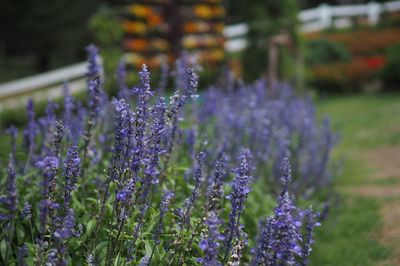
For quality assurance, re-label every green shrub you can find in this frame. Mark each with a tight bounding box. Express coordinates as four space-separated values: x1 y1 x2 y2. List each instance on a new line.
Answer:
381 44 400 90
305 39 351 66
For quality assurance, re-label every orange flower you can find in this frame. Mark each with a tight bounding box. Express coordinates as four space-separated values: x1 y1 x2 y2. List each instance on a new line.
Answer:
122 21 147 35
147 14 162 27
213 6 225 17
128 5 148 17
123 39 148 52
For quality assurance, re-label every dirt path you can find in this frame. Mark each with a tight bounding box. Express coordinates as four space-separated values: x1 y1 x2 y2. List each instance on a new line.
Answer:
349 146 400 265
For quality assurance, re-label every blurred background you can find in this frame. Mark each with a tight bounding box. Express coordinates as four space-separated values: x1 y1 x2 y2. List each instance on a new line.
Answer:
2 0 400 100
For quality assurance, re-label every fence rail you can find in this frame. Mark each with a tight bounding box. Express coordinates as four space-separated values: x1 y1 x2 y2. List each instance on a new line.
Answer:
226 0 400 51
1 0 400 103
0 62 87 100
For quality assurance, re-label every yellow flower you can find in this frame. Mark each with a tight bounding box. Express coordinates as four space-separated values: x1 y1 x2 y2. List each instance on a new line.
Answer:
194 5 212 19
129 5 148 17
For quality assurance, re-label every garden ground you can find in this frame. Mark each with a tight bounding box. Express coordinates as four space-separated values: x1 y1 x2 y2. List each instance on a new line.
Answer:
311 93 400 266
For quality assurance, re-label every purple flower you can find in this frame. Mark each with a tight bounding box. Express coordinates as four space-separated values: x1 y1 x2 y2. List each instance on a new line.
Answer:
186 67 199 98
6 125 18 160
250 218 278 265
39 199 59 235
174 56 188 91
52 121 64 156
138 255 150 266
86 44 103 81
251 157 303 265
116 60 130 99
301 208 320 266
37 156 59 234
54 209 76 240
272 158 303 264
38 101 58 152
153 189 174 244
0 155 18 221
47 248 58 265
63 146 81 208
24 99 38 161
227 227 247 266
116 178 135 204
21 202 32 220
158 61 169 95
199 211 224 266
131 64 154 174
185 128 197 159
225 151 252 257
206 157 226 211
111 99 134 181
88 77 102 115
142 97 167 185
17 244 28 265
62 82 76 140
182 152 205 227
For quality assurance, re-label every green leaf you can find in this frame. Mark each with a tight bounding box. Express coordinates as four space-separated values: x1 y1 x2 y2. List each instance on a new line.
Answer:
16 223 26 244
95 241 109 253
145 240 153 256
114 252 121 266
86 197 99 205
86 219 97 236
0 239 8 263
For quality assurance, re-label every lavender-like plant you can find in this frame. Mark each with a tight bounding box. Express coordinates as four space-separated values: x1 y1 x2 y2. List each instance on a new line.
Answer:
224 151 252 261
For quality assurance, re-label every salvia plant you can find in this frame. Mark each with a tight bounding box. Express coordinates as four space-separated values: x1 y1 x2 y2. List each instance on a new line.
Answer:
0 44 334 265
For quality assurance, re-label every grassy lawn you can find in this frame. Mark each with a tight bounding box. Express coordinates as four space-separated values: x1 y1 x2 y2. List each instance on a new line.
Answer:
311 93 400 265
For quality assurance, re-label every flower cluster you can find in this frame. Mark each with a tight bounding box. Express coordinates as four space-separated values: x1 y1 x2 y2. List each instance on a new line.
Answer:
0 45 333 265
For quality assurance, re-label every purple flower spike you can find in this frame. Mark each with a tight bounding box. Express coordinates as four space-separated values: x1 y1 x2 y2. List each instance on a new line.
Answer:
86 44 103 81
63 146 81 208
0 155 18 221
154 189 174 244
251 157 304 265
187 67 199 97
225 151 252 256
182 152 205 227
199 211 224 266
116 60 130 99
24 99 38 165
6 125 18 160
21 202 32 220
54 209 76 241
301 208 320 266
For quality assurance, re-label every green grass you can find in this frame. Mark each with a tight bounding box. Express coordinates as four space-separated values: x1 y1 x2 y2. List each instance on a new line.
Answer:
311 197 389 266
310 93 400 265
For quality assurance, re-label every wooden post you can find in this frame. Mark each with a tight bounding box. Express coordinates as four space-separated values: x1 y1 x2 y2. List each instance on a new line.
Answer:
267 33 291 92
268 39 278 90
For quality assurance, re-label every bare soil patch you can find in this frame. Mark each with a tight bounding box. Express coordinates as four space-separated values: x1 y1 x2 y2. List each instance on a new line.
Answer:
364 146 400 181
359 145 400 265
346 185 400 198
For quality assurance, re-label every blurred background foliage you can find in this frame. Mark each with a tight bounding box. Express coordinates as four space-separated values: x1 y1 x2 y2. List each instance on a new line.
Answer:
1 0 400 93
227 0 300 82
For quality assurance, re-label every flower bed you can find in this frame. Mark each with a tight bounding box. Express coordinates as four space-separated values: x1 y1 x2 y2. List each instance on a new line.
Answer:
0 45 334 265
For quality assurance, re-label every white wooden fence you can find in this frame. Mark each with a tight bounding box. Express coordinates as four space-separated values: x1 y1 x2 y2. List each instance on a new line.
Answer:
225 0 400 52
1 0 400 103
300 1 400 33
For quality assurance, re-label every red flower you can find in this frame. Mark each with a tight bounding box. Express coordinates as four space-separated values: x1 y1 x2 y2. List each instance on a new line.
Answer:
363 56 386 69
